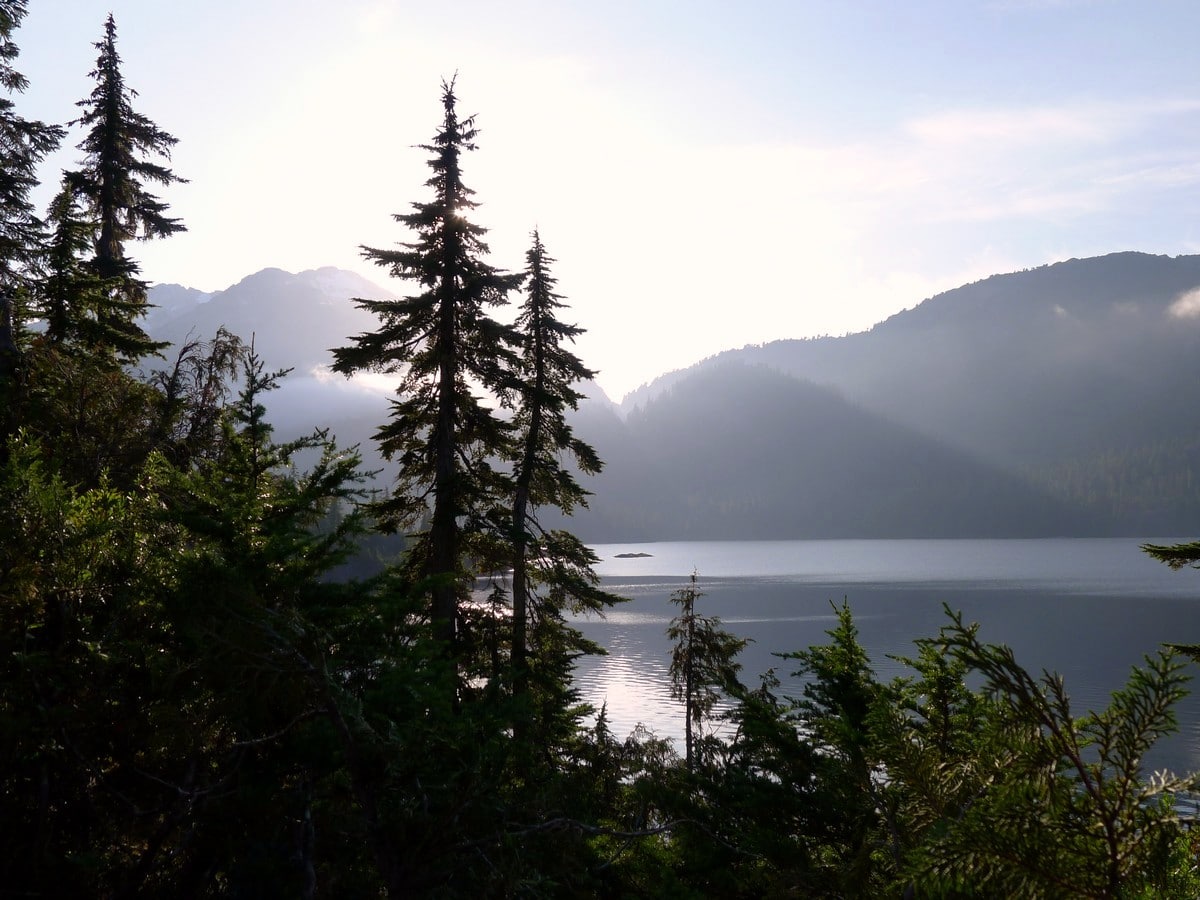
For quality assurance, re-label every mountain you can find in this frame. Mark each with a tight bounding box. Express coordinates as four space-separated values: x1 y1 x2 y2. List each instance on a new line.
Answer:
148 253 1200 541
628 253 1200 465
145 267 618 479
151 266 393 374
608 252 1200 538
545 361 1089 541
142 282 212 332
147 267 401 469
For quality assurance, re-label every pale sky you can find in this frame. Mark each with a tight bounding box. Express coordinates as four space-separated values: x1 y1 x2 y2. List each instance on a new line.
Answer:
14 1 1200 400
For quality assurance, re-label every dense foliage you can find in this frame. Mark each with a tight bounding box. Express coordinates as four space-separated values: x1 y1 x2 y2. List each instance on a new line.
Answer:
2 11 1199 897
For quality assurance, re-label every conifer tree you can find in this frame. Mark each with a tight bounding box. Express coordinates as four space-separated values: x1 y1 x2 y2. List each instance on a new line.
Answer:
68 13 184 361
0 347 377 895
333 79 520 655
509 230 615 707
0 0 61 401
667 572 747 772
1142 539 1200 660
0 1 61 293
38 178 110 347
902 610 1195 897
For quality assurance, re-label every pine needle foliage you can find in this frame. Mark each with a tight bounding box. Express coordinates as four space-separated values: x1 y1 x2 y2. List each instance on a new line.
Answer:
38 178 119 350
0 0 61 295
508 229 618 713
781 601 887 895
667 571 748 773
902 608 1195 898
68 14 185 361
1142 539 1200 572
1142 539 1200 662
332 78 521 653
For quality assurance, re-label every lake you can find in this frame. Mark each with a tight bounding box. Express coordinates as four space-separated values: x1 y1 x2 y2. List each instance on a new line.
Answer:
570 538 1200 776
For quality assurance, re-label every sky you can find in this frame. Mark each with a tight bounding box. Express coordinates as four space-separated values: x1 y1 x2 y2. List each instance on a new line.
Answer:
13 0 1200 401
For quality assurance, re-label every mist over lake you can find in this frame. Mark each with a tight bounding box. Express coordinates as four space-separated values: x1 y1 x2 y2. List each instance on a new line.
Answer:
574 538 1200 776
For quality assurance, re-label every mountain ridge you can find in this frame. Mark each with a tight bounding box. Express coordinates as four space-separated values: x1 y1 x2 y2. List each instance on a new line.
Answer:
147 252 1200 540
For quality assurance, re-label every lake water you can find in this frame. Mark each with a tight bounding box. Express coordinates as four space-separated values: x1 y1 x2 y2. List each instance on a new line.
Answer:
570 538 1200 776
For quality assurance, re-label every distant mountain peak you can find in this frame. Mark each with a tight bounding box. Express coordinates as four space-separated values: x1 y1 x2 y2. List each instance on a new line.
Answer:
148 265 392 373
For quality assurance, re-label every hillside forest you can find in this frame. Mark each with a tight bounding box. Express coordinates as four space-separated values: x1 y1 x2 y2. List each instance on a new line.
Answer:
6 6 1200 897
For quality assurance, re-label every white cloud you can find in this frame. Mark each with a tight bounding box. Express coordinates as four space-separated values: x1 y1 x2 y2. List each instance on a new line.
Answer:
1168 288 1200 320
1098 159 1200 191
905 106 1112 147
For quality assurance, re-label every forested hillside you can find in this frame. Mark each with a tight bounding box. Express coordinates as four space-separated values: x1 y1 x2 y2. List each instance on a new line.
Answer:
555 361 1090 540
703 252 1200 467
591 252 1200 539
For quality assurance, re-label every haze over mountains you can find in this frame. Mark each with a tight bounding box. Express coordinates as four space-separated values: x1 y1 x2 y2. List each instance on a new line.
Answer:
147 252 1200 542
147 267 400 461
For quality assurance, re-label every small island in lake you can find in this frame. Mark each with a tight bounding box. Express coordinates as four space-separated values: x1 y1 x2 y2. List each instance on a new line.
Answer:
614 552 653 558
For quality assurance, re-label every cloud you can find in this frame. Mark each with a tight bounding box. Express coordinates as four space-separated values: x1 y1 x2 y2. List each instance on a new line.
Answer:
1098 159 1200 191
479 90 1200 397
904 107 1112 147
1168 288 1200 320
901 98 1200 163
921 184 1109 224
867 98 1200 228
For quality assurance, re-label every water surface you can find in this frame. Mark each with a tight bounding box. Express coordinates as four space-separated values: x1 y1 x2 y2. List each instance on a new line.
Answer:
572 538 1200 775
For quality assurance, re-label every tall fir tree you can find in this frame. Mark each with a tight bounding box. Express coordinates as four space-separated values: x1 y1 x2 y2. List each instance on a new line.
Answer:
509 230 617 717
0 1 61 289
0 1 62 394
332 78 520 655
68 13 184 361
